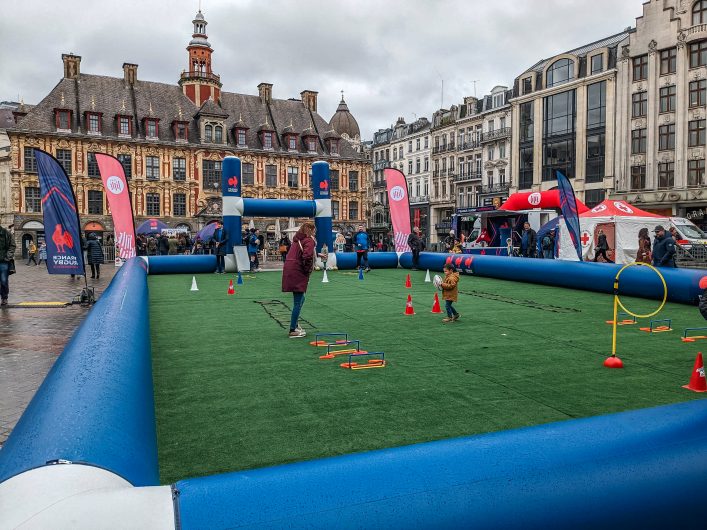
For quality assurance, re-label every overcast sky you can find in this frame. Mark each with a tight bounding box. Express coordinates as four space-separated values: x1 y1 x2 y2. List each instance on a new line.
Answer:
1 0 645 139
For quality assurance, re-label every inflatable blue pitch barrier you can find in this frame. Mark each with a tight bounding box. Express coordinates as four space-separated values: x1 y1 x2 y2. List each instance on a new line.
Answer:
1 253 706 529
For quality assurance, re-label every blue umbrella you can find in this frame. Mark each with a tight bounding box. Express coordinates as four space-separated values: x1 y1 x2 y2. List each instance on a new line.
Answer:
196 222 219 242
136 218 168 235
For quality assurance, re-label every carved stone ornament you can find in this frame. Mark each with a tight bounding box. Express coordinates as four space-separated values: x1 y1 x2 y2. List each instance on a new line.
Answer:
662 76 674 86
661 114 673 125
648 40 658 55
692 69 705 80
636 82 645 91
692 107 705 120
631 154 646 165
689 148 704 160
676 0 687 14
677 31 687 49
633 118 647 128
621 45 631 60
659 152 673 163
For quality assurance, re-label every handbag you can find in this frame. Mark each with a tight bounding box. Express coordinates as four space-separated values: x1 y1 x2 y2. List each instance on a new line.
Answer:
8 258 16 275
279 244 287 253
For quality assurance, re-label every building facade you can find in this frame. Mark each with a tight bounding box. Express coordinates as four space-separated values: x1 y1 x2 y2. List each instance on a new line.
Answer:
6 9 370 255
430 108 457 241
611 0 707 229
509 30 631 208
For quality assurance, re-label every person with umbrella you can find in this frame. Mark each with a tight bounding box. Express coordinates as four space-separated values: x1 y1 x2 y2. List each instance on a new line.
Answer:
212 220 228 273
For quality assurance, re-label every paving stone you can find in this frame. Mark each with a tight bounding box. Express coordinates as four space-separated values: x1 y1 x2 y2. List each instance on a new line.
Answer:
0 264 117 447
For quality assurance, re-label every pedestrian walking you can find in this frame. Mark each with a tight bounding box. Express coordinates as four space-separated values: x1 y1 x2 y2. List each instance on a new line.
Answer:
26 240 38 266
38 242 47 266
407 227 423 270
652 225 677 268
593 229 614 263
282 222 317 338
0 223 16 306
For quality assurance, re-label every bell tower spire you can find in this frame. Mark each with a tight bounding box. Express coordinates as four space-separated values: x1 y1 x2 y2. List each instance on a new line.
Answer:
178 8 222 106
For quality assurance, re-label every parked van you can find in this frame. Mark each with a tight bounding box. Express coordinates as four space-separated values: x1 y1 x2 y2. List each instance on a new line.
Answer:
669 217 707 246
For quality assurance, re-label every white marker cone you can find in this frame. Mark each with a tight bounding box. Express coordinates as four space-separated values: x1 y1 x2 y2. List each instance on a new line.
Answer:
424 269 431 283
322 269 329 283
190 276 199 291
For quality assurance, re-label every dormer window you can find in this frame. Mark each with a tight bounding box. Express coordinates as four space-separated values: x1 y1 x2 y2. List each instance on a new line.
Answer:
329 139 339 155
54 109 72 131
145 118 159 139
236 129 247 147
173 122 188 142
547 58 574 88
86 112 102 135
288 136 297 151
116 115 132 137
522 77 533 95
307 138 317 153
205 124 212 142
214 125 223 143
263 132 273 149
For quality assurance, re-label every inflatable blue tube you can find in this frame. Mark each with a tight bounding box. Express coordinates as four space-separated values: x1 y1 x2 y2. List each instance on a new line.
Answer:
148 255 216 275
243 198 315 218
175 399 707 529
335 251 399 269
414 253 706 305
0 258 158 486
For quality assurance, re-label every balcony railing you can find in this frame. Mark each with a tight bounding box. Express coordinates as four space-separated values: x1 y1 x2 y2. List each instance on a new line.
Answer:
373 160 391 171
432 170 440 177
480 183 510 194
480 127 511 144
373 180 386 189
410 195 429 204
453 172 482 182
432 142 456 155
180 70 221 84
370 221 390 229
435 221 452 231
457 141 480 151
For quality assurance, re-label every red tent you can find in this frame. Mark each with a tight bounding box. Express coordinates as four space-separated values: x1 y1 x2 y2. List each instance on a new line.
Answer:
580 199 661 218
499 190 589 213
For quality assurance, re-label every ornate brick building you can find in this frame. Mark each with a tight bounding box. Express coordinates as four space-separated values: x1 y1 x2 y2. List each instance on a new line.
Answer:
7 9 370 256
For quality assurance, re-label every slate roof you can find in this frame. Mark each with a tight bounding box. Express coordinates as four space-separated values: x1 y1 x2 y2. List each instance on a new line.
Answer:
12 72 363 160
525 30 631 73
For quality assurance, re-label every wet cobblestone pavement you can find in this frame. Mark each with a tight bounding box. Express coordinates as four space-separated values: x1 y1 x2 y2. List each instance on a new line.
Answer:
0 263 116 446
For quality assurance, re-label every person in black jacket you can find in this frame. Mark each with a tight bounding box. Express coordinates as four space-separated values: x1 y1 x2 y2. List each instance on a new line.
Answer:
520 222 537 258
593 229 614 263
407 227 423 270
85 233 104 279
158 233 170 256
652 225 677 268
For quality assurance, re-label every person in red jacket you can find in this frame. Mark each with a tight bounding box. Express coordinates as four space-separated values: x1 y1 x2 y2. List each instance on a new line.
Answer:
282 222 317 338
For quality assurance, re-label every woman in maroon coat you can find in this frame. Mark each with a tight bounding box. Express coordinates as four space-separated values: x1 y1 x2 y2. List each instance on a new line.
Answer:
282 222 316 338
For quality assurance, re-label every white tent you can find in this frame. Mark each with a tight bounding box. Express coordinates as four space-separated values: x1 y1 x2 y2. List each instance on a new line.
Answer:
555 200 668 264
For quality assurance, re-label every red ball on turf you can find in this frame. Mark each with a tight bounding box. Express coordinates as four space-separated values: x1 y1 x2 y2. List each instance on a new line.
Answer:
699 276 707 290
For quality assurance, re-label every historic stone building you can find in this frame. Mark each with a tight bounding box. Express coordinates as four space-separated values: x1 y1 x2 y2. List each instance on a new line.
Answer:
611 0 707 229
509 29 631 208
6 9 370 255
429 108 457 241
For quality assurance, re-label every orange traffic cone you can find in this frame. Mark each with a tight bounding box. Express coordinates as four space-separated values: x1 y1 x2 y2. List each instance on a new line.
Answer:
227 279 235 295
431 292 442 313
404 294 415 315
405 274 412 288
683 352 706 392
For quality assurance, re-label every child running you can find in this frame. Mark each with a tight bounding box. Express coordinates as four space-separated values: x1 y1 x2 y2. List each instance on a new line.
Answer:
440 263 460 323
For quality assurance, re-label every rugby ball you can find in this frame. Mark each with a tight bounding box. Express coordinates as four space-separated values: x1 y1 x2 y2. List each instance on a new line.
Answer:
433 274 443 289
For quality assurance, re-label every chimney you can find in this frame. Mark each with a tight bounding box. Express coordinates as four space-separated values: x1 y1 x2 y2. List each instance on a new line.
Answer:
62 53 81 79
300 90 318 112
123 63 138 86
258 82 273 104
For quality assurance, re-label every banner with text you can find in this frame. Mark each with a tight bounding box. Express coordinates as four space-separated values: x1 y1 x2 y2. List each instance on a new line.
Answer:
34 149 85 275
384 168 412 252
96 153 136 264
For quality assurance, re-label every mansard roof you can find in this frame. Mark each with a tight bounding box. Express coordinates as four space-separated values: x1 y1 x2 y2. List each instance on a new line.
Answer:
13 71 362 160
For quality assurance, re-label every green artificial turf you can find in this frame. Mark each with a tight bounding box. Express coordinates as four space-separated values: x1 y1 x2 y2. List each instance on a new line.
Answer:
149 268 706 484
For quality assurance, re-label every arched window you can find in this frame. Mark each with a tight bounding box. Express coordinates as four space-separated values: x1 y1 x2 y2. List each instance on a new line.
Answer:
214 125 223 143
693 1 707 24
547 58 575 88
204 124 212 142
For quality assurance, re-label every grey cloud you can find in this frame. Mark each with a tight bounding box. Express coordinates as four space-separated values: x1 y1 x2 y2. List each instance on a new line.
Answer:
1 0 644 138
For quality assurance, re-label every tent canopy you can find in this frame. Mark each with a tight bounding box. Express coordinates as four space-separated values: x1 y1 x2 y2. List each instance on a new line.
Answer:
581 200 661 218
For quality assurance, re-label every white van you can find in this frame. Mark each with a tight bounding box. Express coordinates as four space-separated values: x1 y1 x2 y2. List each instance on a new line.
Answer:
669 217 707 246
